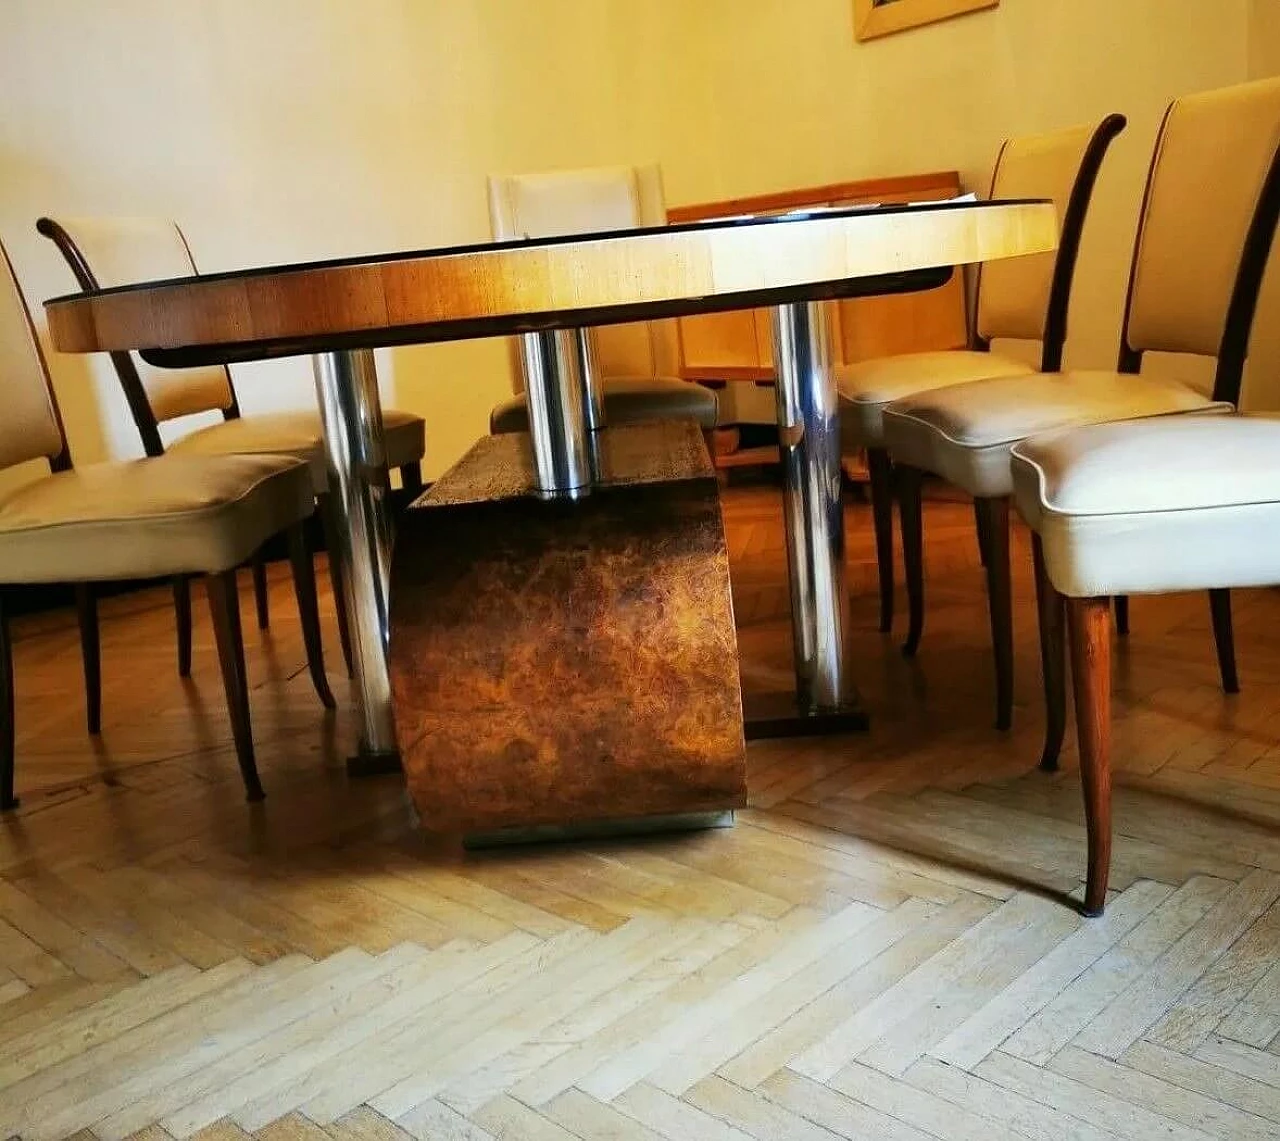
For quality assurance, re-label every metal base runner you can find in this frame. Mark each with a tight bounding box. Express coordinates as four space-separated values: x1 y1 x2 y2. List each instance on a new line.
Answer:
743 691 870 740
346 748 403 778
464 809 735 849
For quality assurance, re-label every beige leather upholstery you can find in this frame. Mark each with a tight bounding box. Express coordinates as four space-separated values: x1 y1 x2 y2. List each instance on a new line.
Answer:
42 216 427 473
0 232 315 585
167 408 426 493
486 165 715 428
1012 414 1280 597
883 371 1229 497
977 123 1101 343
1128 78 1280 358
836 350 1030 449
838 119 1107 454
0 246 63 470
40 216 235 422
490 376 718 434
0 454 313 584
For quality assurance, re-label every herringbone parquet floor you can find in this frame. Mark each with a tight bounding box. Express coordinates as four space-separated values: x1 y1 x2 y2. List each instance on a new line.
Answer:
3 483 1280 1140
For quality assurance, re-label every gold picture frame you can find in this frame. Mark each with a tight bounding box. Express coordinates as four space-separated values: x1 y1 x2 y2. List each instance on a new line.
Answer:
854 0 999 41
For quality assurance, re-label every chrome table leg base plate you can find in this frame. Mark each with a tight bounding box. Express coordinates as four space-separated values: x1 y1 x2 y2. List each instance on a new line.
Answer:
743 692 869 740
346 748 403 778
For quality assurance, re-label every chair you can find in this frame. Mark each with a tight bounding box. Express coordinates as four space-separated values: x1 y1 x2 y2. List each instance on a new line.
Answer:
838 115 1126 634
1012 414 1280 915
0 239 334 809
882 77 1280 731
36 215 427 671
485 164 718 434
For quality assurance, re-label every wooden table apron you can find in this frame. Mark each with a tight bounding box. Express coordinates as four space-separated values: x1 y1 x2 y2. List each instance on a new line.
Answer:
44 200 1058 773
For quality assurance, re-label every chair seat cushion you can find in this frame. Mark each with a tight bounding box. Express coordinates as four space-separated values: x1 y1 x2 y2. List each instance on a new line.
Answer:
169 408 426 492
1012 413 1280 597
881 369 1229 497
836 350 1031 449
0 454 314 584
490 376 718 434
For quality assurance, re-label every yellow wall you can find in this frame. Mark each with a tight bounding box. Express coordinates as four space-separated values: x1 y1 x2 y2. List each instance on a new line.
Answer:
0 0 1273 487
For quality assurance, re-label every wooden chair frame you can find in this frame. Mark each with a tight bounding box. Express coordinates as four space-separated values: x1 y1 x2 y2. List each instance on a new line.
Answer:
36 217 424 676
894 108 1280 735
870 114 1126 644
0 246 334 809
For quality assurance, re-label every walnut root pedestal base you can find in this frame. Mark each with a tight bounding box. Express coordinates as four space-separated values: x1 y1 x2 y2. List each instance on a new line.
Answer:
388 423 747 843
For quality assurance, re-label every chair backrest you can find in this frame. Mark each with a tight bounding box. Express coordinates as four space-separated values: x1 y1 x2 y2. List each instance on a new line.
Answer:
486 164 679 387
36 216 236 449
976 114 1126 370
0 240 69 474
1120 77 1280 404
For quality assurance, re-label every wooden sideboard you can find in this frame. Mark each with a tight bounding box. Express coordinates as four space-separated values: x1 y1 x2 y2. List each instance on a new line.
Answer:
668 171 970 384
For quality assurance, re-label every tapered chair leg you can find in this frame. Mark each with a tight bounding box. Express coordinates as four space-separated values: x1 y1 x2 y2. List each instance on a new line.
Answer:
1113 595 1130 637
1032 537 1066 771
74 584 101 735
400 461 424 494
1209 588 1240 694
867 447 895 634
976 496 1014 731
204 570 265 802
974 499 992 568
897 464 926 657
286 525 336 710
251 554 270 631
1067 596 1113 917
319 494 355 677
0 592 16 811
173 575 192 678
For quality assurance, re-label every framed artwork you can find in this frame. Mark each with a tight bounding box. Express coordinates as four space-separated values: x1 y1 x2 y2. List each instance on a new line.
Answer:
853 0 999 41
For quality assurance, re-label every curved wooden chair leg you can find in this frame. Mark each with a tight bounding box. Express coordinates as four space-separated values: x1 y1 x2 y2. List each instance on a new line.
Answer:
867 447 895 634
286 525 336 710
897 465 925 657
251 554 270 631
0 592 16 811
74 584 101 735
1209 588 1240 694
1113 595 1130 637
976 496 1014 731
204 570 265 802
1032 537 1066 771
1067 595 1113 917
319 494 355 677
173 575 193 678
400 461 424 494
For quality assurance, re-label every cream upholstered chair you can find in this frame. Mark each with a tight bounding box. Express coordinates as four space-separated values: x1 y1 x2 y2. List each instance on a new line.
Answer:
1012 414 1280 916
36 216 426 672
0 239 334 809
486 164 718 433
881 77 1280 733
839 115 1126 635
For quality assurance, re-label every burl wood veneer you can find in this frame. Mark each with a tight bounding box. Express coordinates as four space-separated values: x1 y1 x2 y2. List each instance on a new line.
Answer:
388 422 746 837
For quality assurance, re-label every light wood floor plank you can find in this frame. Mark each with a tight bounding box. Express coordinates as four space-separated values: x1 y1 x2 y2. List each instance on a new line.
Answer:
1048 1045 1280 1141
976 1051 1217 1141
1002 876 1232 1065
931 879 1172 1069
1074 870 1280 1059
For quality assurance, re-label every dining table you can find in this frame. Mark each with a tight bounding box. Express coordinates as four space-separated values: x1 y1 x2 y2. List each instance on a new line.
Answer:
44 198 1058 784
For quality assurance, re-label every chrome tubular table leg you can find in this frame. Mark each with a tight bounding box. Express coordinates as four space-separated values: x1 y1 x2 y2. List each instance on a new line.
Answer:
745 301 867 739
313 348 400 775
520 329 592 499
575 327 606 434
